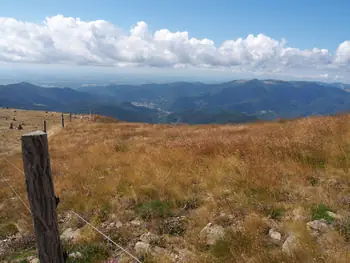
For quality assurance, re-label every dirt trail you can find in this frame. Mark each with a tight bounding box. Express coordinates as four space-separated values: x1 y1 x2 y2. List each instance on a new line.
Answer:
0 109 67 157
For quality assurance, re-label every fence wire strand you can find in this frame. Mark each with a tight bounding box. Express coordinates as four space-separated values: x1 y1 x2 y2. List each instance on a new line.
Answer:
2 156 142 263
0 172 31 214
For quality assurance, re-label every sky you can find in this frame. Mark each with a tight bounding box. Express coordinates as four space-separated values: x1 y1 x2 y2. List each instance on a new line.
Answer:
0 0 350 84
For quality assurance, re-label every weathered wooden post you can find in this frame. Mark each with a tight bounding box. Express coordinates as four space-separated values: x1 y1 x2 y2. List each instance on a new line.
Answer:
61 113 64 128
69 113 72 122
43 120 47 133
21 131 64 263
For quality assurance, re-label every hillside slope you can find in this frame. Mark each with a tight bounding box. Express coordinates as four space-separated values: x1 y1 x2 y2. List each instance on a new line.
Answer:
0 112 350 262
80 79 350 120
170 80 350 119
0 82 256 124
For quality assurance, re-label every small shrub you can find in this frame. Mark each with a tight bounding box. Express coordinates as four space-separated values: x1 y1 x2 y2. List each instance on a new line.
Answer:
114 140 128 152
311 203 334 224
135 200 173 220
260 205 285 221
178 197 201 210
158 217 187 236
64 243 110 263
93 202 112 224
307 176 319 186
0 223 18 239
269 207 285 220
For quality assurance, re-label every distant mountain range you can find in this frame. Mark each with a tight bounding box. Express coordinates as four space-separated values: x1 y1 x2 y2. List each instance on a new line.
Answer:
1 79 349 124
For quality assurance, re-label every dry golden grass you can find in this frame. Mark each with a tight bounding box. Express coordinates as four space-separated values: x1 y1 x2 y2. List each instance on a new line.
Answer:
1 111 350 262
0 108 71 156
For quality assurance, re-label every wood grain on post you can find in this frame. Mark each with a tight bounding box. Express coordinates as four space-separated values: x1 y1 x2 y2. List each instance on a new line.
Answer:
21 131 64 263
61 113 64 128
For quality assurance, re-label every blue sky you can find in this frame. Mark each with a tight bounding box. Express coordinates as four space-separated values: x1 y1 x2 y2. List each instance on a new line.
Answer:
2 0 349 50
0 0 350 83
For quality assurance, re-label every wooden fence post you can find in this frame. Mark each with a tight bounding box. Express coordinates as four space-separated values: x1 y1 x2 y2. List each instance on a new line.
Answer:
21 131 64 263
61 114 64 128
43 120 47 133
69 113 72 122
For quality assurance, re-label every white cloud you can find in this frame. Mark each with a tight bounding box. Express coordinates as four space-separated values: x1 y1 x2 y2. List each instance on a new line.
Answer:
335 41 350 65
0 15 349 78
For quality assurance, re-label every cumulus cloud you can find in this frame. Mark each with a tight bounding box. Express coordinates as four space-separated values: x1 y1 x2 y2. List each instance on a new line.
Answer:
0 15 349 76
335 41 350 65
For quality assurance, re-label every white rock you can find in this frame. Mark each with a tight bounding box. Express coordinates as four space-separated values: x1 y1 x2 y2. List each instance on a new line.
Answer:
306 219 329 234
106 221 123 231
135 241 150 257
282 233 299 256
131 219 142 226
140 232 159 244
69 251 83 259
60 228 81 243
115 221 123 228
152 246 168 255
29 258 39 263
326 211 341 219
199 223 225 245
268 229 281 242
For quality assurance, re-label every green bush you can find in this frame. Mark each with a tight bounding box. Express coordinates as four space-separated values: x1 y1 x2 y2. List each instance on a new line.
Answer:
311 203 334 224
135 200 173 220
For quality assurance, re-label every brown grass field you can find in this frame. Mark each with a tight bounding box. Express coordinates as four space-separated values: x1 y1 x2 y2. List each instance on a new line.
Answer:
0 108 70 156
0 109 350 262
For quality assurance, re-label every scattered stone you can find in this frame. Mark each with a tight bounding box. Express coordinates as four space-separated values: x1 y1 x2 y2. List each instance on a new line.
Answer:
29 258 39 263
60 228 81 243
282 233 300 256
140 232 160 244
268 229 282 243
105 221 123 231
17 124 23 130
69 251 83 259
9 123 13 129
130 219 142 226
306 219 329 235
213 213 234 227
199 223 225 245
135 241 150 257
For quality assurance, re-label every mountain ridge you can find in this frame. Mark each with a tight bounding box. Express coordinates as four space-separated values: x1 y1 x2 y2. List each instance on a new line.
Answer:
1 79 350 124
